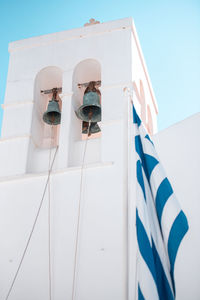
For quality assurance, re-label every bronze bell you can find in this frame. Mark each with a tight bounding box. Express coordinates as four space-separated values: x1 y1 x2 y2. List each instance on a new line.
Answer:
43 89 61 125
76 91 101 123
76 81 101 135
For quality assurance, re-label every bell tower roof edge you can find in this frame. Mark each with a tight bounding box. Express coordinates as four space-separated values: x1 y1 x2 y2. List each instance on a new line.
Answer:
8 17 134 53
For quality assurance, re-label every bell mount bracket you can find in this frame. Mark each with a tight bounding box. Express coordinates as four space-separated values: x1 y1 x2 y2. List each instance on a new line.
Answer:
77 80 101 88
41 87 62 102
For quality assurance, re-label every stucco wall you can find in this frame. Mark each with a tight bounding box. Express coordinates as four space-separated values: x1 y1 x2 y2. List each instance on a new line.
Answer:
153 113 200 300
0 18 158 300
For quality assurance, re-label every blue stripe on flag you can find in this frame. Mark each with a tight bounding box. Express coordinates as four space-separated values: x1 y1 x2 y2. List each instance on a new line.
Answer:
155 178 173 225
138 284 146 300
136 209 157 283
137 160 146 201
133 105 141 126
135 134 159 181
136 210 175 299
143 154 159 182
151 239 175 299
145 134 154 145
168 211 189 279
135 135 143 159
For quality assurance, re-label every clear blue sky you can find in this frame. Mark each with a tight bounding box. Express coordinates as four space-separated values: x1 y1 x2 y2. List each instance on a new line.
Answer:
0 0 199 133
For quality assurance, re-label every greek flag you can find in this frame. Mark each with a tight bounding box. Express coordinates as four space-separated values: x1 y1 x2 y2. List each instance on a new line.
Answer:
133 105 189 300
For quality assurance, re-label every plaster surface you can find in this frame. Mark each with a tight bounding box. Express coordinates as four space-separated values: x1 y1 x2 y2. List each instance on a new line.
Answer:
0 17 159 300
153 113 200 300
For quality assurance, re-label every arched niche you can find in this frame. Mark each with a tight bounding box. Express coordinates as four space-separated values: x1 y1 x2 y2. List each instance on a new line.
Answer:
32 66 62 148
68 59 101 167
72 59 101 107
72 59 101 138
27 66 63 173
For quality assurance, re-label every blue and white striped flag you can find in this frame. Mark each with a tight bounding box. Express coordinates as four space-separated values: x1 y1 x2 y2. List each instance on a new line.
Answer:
133 105 189 300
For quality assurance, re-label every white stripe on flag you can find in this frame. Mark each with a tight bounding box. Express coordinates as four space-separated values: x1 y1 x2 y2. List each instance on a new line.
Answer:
149 163 166 200
138 252 159 300
136 188 152 246
161 193 181 246
143 169 174 292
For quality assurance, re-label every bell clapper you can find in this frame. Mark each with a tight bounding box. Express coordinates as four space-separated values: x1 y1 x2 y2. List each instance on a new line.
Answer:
50 89 57 125
88 109 93 136
88 121 91 137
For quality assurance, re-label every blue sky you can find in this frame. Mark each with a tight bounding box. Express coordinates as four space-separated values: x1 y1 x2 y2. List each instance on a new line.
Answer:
0 0 199 133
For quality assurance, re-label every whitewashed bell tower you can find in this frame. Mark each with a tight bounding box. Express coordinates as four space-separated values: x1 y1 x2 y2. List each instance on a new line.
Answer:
0 18 158 300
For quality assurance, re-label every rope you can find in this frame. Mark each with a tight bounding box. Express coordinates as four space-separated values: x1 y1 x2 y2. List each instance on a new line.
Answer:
71 122 91 300
48 125 54 300
4 130 58 300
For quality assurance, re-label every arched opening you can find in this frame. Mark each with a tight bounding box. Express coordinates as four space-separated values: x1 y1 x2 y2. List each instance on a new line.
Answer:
32 66 62 148
68 59 101 167
72 59 101 139
27 66 63 173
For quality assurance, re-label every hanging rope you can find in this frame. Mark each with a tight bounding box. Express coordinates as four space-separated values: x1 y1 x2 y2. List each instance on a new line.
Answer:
4 127 58 300
48 125 54 300
71 122 91 300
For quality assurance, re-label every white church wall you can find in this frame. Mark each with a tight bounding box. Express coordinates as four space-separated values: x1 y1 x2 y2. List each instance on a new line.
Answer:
1 103 33 138
153 113 200 300
0 136 29 177
4 79 34 104
0 161 127 300
0 17 159 300
0 18 135 300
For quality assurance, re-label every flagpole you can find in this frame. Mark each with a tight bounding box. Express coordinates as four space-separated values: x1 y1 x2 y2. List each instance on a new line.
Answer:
131 88 139 300
124 86 138 300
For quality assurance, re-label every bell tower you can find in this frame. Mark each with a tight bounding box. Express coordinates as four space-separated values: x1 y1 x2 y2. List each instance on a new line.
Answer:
0 18 158 300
